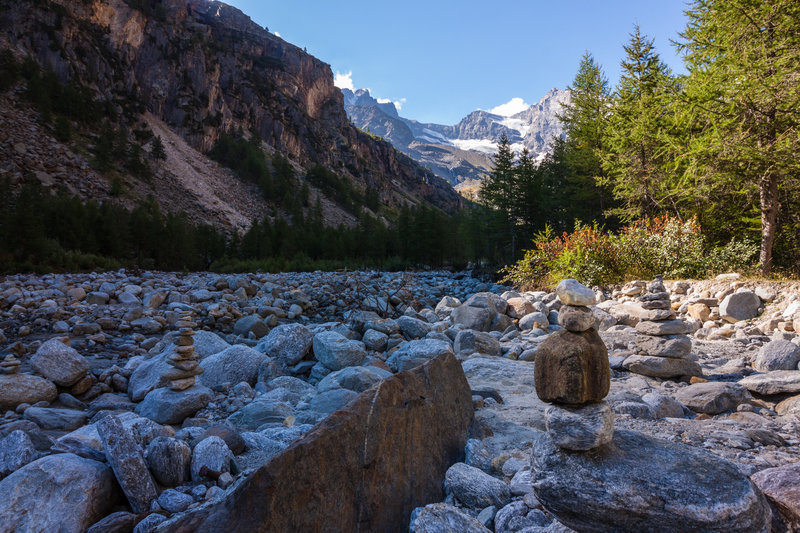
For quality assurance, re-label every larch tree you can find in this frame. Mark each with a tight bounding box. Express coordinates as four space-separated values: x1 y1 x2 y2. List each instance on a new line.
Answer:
677 0 800 274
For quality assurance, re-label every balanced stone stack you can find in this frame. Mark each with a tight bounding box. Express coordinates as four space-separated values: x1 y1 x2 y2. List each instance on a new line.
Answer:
165 311 203 391
535 279 613 451
622 275 702 379
0 354 21 375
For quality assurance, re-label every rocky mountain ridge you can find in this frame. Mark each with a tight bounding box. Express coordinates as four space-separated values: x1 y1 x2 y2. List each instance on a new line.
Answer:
342 87 570 187
0 0 461 232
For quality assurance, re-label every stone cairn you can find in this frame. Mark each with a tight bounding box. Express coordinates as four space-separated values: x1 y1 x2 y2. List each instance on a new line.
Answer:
624 275 701 379
164 310 203 391
0 354 21 375
534 279 613 451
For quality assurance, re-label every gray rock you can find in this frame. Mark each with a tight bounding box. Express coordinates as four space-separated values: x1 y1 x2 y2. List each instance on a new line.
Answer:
313 331 367 371
316 365 391 393
117 291 141 306
226 399 294 429
133 513 166 533
386 338 453 373
145 437 191 487
199 345 267 388
634 319 690 336
135 386 212 425
641 391 685 419
435 296 462 319
634 334 692 358
622 354 702 379
86 511 136 533
97 414 158 514
158 488 194 513
454 329 502 357
495 500 549 533
128 349 174 402
411 503 491 533
519 311 549 331
0 374 57 411
530 429 771 533
739 371 800 396
191 436 233 482
754 340 800 372
451 293 507 332
445 462 512 510
265 375 317 396
0 454 118 533
86 291 110 305
719 290 761 323
557 305 595 332
24 407 87 430
545 402 614 451
476 505 497 529
0 430 37 478
510 469 533 496
255 323 314 366
592 306 617 331
673 382 749 414
362 329 388 351
233 315 268 339
398 315 433 339
306 388 359 415
31 339 89 387
556 279 595 306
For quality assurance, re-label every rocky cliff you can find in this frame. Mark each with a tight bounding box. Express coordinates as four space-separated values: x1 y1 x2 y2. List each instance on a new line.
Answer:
0 0 460 231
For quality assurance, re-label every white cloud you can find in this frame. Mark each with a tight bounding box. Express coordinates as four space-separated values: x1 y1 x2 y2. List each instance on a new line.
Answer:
274 31 281 38
489 97 530 117
377 97 407 111
376 97 391 104
334 71 355 91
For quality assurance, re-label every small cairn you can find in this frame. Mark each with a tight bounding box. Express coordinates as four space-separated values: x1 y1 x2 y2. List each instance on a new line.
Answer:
622 275 701 379
164 310 203 391
0 354 21 375
534 279 613 451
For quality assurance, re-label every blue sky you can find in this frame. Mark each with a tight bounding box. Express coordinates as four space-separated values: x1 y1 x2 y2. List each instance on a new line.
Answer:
225 1 690 125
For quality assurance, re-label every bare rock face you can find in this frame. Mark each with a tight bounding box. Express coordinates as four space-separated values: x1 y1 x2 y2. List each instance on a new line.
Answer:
534 328 610 405
156 352 473 533
530 430 772 533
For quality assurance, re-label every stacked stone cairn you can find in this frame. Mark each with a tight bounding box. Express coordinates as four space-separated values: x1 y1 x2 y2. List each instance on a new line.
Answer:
165 310 203 390
622 275 701 379
534 279 613 451
0 354 21 375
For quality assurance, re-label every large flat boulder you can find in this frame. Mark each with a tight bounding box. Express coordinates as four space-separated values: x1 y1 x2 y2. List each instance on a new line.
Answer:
530 429 771 533
157 352 473 533
0 374 57 411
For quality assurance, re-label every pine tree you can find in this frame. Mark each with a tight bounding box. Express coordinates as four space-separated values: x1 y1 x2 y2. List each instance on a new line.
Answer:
150 135 166 160
601 25 679 220
479 133 518 260
677 0 800 274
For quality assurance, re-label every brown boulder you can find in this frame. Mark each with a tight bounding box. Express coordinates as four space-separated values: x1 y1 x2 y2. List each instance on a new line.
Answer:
534 328 610 405
157 352 473 533
751 463 800 531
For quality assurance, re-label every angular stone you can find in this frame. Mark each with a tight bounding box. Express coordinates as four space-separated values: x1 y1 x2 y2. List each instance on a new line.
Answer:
362 329 388 352
518 311 549 331
397 315 433 339
674 382 750 414
453 329 501 357
158 489 194 513
316 366 392 393
545 402 614 451
641 392 685 419
31 338 89 387
776 395 800 416
0 374 57 411
635 319 690 336
97 414 158 514
505 297 535 319
145 437 191 487
86 511 136 533
0 430 37 478
445 462 512 509
386 338 454 373
751 463 800 531
534 329 610 405
155 352 472 533
739 371 800 396
556 279 596 306
233 315 268 339
719 290 761 323
530 430 772 533
0 454 118 533
410 503 491 533
634 334 692 358
622 354 702 379
754 340 800 372
199 345 267 388
256 323 314 367
557 305 596 332
687 303 711 322
227 398 294 429
135 386 212 425
191 436 233 482
24 407 87 431
313 331 367 371
307 388 359 415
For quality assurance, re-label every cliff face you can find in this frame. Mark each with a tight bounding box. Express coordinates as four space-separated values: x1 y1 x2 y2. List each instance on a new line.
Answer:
0 0 460 217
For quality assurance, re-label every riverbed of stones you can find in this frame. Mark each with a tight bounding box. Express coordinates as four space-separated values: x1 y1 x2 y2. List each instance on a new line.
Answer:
0 269 799 532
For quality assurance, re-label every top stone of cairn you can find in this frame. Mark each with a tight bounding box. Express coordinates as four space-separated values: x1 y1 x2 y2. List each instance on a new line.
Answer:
556 279 596 307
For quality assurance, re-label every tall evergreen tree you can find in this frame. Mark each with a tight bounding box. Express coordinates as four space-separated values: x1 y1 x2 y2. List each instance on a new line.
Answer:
677 0 800 274
479 133 518 260
601 25 679 220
